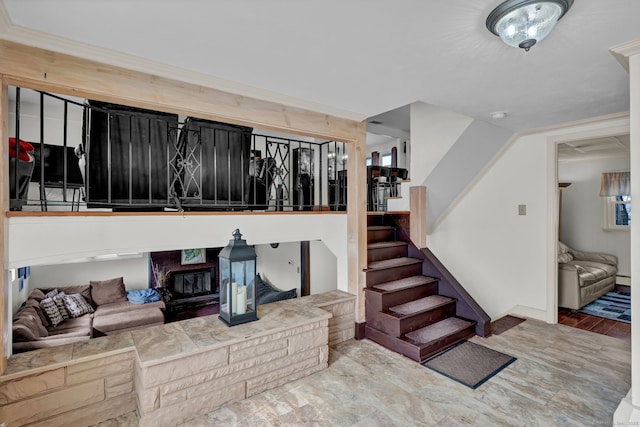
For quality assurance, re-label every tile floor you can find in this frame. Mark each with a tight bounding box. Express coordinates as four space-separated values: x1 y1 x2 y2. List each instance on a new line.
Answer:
97 318 631 426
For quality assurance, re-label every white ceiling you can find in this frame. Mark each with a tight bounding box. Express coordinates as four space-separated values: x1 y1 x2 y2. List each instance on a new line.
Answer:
558 134 630 162
2 0 640 133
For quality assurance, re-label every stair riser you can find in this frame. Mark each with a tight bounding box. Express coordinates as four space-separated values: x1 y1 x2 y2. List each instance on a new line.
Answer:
365 282 438 312
403 326 476 363
367 215 385 227
366 263 423 287
365 325 407 356
368 245 408 262
366 303 456 337
367 229 395 243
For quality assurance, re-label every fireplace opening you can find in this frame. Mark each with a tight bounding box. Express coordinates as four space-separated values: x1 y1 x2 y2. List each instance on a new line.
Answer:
149 248 221 317
171 269 213 298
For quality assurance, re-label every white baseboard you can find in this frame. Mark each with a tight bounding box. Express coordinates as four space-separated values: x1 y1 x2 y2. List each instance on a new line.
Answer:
504 305 549 323
616 275 631 286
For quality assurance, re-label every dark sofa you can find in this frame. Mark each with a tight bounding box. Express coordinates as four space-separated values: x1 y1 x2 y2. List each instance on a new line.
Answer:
12 277 165 353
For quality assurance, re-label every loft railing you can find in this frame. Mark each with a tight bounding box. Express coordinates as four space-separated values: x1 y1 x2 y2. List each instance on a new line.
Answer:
8 87 348 212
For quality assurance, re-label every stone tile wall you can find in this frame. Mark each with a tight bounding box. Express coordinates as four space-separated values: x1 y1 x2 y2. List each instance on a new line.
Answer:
0 290 356 426
0 350 137 426
136 320 329 427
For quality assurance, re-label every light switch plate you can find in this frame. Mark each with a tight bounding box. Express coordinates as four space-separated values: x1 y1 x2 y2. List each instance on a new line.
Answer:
518 204 527 216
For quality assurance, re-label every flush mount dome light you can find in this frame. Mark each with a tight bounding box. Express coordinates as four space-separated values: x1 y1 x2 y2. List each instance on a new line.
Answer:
486 0 573 51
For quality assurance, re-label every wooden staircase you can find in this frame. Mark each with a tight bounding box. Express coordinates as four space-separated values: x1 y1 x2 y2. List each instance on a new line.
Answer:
364 221 476 362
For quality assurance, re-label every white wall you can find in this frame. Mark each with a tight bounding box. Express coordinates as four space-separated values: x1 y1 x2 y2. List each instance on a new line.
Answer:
409 101 473 186
7 213 349 295
310 240 337 294
10 269 29 314
559 157 631 275
255 242 301 294
428 132 548 320
28 254 150 293
428 115 630 321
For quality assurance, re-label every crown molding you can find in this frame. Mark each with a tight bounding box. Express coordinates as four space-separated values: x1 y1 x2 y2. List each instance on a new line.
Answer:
0 6 366 123
609 39 640 73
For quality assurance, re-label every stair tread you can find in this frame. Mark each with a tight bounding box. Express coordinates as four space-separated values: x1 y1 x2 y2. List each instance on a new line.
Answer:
368 257 421 270
368 241 407 250
368 225 394 231
404 317 474 346
389 295 453 316
372 275 438 292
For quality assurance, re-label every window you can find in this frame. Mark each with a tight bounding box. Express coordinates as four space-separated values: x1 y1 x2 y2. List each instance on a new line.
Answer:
365 157 372 166
381 153 392 167
604 195 631 230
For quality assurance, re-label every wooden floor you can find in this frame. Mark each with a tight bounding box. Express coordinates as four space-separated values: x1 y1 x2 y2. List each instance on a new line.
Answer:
558 286 631 340
558 308 631 339
96 318 631 426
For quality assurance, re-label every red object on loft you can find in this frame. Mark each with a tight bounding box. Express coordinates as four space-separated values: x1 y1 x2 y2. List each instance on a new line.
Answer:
8 137 34 162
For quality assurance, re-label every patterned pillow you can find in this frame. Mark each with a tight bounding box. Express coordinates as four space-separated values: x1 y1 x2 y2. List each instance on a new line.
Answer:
53 291 70 320
45 289 59 299
63 293 95 318
40 297 64 327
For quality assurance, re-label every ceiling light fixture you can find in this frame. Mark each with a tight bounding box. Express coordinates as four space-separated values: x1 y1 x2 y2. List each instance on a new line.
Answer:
486 0 573 51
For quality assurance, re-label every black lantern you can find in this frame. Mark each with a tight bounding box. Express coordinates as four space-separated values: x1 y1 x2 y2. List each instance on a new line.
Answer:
218 229 258 326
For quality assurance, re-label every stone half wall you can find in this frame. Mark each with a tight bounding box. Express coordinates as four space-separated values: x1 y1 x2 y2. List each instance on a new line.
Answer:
0 291 355 427
136 320 329 426
0 349 137 426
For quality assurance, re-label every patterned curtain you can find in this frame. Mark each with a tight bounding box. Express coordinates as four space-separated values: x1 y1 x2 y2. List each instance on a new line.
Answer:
599 171 630 197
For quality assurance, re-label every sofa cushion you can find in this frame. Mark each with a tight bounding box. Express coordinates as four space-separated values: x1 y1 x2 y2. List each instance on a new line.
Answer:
93 307 164 335
63 293 95 318
568 260 617 288
12 307 48 340
558 241 573 263
94 300 165 316
90 277 128 306
27 288 46 302
40 297 65 327
47 315 93 336
24 298 50 326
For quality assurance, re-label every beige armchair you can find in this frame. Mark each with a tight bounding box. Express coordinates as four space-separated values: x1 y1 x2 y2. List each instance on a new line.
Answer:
558 241 617 310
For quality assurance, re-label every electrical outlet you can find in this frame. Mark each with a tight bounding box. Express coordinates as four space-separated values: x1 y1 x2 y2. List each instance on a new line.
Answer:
518 204 527 216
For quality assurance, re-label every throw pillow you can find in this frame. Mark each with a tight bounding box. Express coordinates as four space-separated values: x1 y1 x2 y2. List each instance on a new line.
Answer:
557 241 574 263
63 293 95 318
40 297 64 327
53 292 70 320
44 289 59 299
59 285 94 307
90 277 128 306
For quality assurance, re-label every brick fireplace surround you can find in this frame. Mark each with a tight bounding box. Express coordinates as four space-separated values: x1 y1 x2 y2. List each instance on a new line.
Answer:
0 291 355 427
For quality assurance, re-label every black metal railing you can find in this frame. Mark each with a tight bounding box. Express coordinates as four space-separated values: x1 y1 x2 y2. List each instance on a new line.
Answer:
8 87 348 212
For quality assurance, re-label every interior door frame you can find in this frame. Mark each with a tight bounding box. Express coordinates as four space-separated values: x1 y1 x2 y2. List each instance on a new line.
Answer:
546 121 630 324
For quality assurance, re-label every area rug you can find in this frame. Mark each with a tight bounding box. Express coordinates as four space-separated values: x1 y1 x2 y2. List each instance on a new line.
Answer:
579 291 631 323
421 341 516 389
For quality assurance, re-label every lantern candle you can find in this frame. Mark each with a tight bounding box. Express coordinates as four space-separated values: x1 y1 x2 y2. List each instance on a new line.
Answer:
231 281 238 314
236 286 247 315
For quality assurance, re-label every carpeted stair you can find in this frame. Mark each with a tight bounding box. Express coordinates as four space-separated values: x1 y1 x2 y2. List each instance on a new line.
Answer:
364 216 476 362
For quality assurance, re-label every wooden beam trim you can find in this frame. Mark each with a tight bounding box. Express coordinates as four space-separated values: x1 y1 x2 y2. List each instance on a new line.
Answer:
0 77 8 373
0 40 362 143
